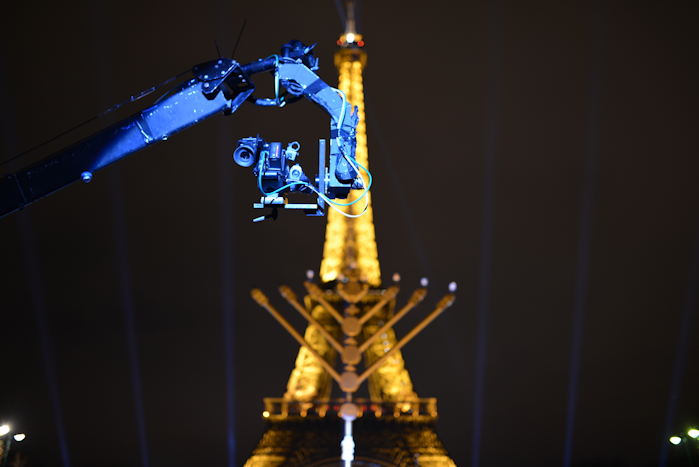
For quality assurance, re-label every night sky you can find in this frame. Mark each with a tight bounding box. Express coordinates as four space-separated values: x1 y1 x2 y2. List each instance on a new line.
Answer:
1 1 698 466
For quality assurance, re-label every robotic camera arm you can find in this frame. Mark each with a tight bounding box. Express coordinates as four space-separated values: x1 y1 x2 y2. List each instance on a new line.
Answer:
232 40 363 220
0 40 364 221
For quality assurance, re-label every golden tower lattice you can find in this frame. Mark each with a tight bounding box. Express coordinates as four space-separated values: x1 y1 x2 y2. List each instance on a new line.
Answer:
244 4 456 465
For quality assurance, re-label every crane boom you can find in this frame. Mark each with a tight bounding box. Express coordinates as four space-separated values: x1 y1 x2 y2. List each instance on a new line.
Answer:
0 41 359 220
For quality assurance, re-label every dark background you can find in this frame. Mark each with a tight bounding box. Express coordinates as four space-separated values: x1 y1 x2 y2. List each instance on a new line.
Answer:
1 1 698 466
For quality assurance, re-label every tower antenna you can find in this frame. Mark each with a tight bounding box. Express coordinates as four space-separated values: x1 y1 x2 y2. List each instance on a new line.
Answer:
344 0 357 35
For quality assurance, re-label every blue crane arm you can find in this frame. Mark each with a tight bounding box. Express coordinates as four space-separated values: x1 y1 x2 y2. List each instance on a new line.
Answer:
278 61 358 189
0 78 245 219
0 40 359 219
0 59 254 219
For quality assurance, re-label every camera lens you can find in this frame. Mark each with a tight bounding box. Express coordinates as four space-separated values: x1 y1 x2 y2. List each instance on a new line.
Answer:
233 144 258 167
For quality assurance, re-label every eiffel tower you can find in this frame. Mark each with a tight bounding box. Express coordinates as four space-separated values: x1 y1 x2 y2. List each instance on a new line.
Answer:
244 3 457 465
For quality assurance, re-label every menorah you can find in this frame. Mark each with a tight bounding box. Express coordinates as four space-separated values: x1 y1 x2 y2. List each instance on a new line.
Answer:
251 270 455 465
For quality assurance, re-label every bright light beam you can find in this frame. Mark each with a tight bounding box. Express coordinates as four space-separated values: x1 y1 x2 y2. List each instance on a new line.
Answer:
562 6 604 466
471 3 503 466
18 213 72 467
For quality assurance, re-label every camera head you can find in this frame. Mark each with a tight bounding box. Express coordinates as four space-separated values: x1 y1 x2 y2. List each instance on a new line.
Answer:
233 136 360 220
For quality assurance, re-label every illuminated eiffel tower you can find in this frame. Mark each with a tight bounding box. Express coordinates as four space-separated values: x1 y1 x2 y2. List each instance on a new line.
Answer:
244 3 456 465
